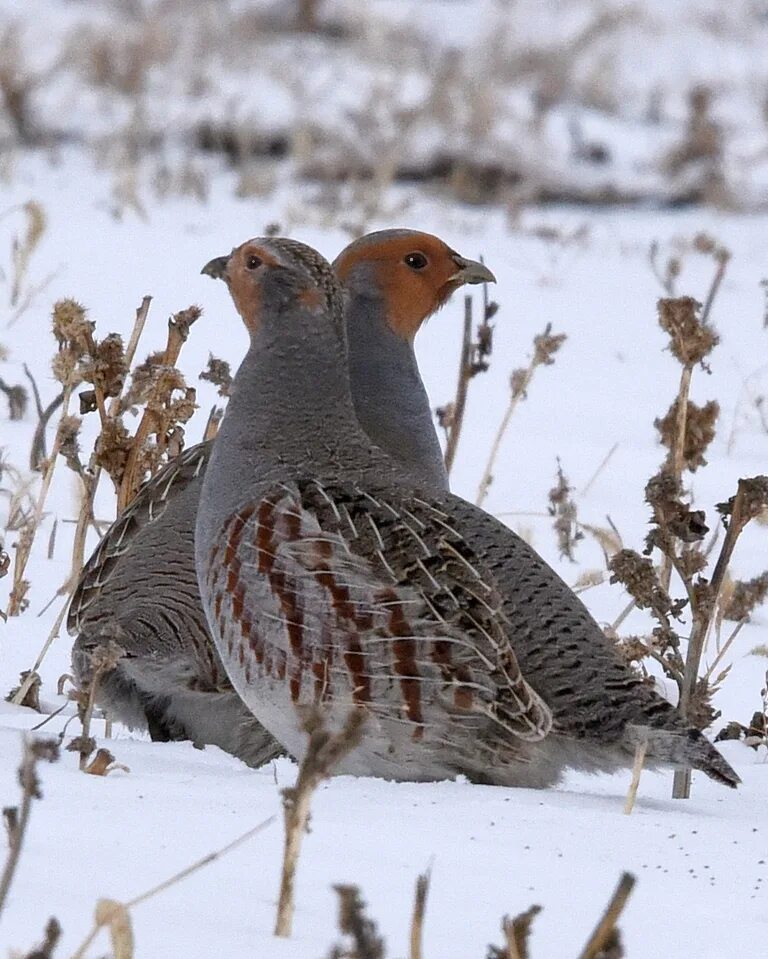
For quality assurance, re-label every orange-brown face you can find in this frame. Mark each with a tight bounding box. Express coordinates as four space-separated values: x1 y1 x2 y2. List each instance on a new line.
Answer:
333 231 495 341
202 239 330 334
206 241 281 334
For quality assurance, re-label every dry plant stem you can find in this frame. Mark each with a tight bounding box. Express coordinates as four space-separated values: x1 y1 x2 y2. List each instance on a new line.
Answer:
5 385 73 618
274 710 366 938
704 619 745 681
72 295 153 570
117 301 184 513
577 872 636 959
0 736 57 921
658 361 693 594
623 740 648 815
579 442 619 498
27 386 64 472
699 252 729 327
77 663 106 771
10 602 69 705
503 923 523 959
476 369 531 509
118 297 153 399
610 563 662 636
673 481 753 798
69 816 275 959
443 296 472 475
409 871 430 959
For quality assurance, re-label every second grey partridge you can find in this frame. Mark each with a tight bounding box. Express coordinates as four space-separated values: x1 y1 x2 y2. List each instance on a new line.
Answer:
196 235 739 789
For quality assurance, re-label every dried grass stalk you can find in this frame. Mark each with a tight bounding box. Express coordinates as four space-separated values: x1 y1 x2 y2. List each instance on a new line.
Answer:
0 736 59 921
476 324 565 508
409 871 430 959
275 709 366 938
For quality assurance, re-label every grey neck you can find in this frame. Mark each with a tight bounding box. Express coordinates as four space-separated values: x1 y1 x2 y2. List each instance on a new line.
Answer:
198 313 389 541
347 293 449 490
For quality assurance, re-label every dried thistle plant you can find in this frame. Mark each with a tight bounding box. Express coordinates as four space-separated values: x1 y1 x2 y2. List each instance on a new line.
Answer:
476 323 566 508
548 459 583 561
11 294 202 707
607 261 767 798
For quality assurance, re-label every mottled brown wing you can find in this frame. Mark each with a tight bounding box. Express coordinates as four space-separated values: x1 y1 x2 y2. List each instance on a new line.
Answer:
202 478 552 744
67 441 211 633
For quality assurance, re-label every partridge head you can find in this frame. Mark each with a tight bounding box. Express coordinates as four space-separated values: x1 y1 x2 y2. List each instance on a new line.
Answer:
333 229 494 341
334 229 495 489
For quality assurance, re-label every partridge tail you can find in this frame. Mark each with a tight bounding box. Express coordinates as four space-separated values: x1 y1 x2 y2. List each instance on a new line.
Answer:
625 723 740 788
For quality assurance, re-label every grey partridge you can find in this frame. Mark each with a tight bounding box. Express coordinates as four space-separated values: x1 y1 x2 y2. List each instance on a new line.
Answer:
196 235 738 789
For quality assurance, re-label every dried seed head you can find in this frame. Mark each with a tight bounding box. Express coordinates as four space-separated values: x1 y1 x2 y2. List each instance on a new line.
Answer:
82 332 127 398
654 399 719 471
510 368 529 399
547 460 583 561
615 635 651 665
692 231 730 265
94 419 133 486
57 414 83 473
688 677 720 731
51 298 93 353
199 353 233 397
122 349 166 410
657 296 719 366
169 304 202 341
51 345 83 387
722 571 768 622
717 475 768 528
434 402 455 431
533 323 567 366
609 548 670 612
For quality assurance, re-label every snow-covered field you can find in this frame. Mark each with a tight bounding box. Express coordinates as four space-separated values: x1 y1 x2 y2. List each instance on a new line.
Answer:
1 2 767 957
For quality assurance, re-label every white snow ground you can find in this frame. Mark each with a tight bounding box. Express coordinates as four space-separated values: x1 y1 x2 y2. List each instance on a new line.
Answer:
0 0 767 954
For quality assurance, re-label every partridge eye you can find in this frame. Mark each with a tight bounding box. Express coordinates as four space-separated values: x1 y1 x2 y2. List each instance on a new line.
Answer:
404 252 428 270
245 254 263 270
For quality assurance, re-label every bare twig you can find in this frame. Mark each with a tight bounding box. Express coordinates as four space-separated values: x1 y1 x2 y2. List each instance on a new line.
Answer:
275 709 366 937
442 296 472 475
116 304 199 512
0 375 27 420
623 739 648 815
5 383 74 617
0 736 60 921
330 884 385 959
577 872 636 959
20 916 62 959
26 379 65 471
10 600 69 706
673 476 768 797
409 871 430 959
579 442 619 498
476 324 565 508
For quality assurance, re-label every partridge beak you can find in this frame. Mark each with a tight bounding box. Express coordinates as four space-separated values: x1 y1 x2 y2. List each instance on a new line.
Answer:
450 255 496 286
201 255 231 281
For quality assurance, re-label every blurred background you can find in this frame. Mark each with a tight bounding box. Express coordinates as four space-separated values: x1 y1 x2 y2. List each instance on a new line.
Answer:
2 0 768 220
